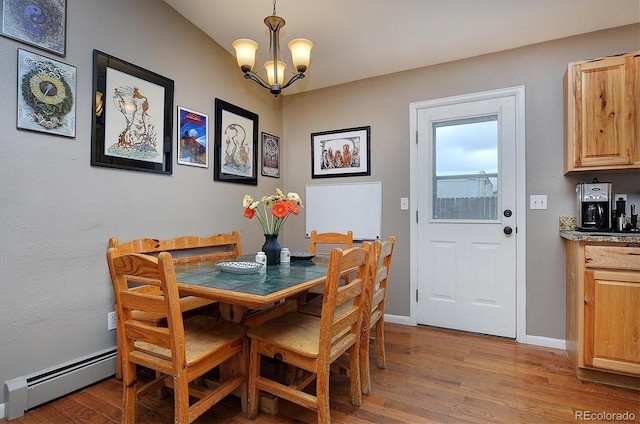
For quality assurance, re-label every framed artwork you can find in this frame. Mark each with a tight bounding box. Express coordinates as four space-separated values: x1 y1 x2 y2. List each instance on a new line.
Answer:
91 50 174 175
177 106 208 168
311 126 371 178
214 98 258 185
261 132 280 178
1 0 67 56
17 48 75 137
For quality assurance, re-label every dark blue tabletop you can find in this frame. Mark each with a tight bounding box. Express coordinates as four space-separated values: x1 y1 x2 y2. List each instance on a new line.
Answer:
173 257 328 307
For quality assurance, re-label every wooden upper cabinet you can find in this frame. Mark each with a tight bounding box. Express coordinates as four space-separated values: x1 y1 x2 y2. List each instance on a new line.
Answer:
564 51 640 174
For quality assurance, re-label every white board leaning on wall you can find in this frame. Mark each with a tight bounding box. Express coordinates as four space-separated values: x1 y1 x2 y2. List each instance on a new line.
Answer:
305 182 382 240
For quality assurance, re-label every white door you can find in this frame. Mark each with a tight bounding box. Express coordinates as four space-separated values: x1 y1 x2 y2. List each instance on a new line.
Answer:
414 89 521 338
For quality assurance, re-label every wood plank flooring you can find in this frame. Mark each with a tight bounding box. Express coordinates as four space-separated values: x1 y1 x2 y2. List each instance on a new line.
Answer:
3 324 638 423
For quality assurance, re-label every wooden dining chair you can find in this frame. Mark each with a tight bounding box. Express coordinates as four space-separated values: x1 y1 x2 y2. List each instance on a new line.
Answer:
109 231 242 379
246 246 370 423
107 249 248 424
360 236 395 394
297 236 395 395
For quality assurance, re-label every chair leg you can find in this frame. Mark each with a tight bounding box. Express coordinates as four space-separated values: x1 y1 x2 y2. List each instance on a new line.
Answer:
247 340 260 420
316 367 331 424
115 331 123 380
360 330 371 395
121 362 137 424
375 321 386 369
173 373 190 424
240 336 249 413
348 343 362 407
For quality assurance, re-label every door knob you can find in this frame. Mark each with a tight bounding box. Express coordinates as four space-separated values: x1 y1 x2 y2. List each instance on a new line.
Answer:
503 226 513 235
503 209 512 217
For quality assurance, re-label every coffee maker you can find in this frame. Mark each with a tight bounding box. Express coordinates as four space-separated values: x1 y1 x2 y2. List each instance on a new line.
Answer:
576 179 613 231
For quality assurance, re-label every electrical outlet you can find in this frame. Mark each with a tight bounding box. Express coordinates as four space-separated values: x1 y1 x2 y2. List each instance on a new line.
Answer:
107 311 117 331
615 194 627 203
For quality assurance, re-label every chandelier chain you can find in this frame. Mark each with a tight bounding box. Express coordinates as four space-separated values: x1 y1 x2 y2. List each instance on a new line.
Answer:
273 0 277 16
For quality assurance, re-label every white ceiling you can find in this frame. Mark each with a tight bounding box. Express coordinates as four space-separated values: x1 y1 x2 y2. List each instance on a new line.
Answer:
164 0 640 95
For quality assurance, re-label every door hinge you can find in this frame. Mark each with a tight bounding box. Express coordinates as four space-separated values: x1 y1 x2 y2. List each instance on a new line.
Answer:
416 210 418 223
415 131 418 144
416 289 419 302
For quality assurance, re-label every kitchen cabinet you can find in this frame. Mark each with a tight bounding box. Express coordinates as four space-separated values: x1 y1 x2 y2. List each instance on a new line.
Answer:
565 240 640 389
564 51 640 174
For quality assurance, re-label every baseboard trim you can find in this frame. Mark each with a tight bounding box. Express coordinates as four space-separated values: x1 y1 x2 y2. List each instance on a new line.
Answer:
385 315 567 351
524 335 566 350
384 314 412 326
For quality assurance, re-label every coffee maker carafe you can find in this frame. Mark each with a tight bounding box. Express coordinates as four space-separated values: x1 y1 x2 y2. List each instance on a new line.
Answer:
576 179 613 231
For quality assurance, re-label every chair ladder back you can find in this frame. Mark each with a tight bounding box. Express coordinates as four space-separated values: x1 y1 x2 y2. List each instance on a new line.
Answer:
371 236 395 318
109 251 184 336
319 247 369 360
309 230 353 255
109 230 242 264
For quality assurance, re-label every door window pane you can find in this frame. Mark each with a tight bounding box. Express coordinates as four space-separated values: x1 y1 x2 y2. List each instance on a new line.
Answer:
433 116 498 220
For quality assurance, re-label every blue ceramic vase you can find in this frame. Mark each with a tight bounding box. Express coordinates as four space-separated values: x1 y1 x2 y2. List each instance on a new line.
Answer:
262 234 281 265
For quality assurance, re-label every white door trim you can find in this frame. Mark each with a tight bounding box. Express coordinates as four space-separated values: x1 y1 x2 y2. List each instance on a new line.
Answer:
409 86 527 343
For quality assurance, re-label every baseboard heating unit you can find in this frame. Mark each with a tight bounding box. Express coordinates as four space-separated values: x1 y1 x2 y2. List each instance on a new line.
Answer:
3 347 116 420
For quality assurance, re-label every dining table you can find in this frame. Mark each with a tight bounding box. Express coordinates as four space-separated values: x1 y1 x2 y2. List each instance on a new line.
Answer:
173 255 329 322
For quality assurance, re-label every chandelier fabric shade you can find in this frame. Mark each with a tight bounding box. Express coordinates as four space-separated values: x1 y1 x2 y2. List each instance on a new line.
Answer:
232 1 312 97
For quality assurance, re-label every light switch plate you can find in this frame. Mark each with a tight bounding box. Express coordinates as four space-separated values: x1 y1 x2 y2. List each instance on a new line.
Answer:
530 195 547 210
400 197 409 210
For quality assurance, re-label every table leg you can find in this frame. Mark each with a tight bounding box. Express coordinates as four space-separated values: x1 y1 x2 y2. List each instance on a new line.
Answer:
219 302 248 323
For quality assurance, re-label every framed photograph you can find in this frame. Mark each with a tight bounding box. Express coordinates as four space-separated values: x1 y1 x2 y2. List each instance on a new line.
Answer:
1 0 67 56
261 132 280 178
214 98 258 185
91 50 174 175
311 126 371 178
17 48 75 137
177 106 208 168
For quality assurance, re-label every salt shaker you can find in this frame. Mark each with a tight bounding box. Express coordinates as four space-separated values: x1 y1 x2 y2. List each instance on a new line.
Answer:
280 247 290 264
255 251 267 271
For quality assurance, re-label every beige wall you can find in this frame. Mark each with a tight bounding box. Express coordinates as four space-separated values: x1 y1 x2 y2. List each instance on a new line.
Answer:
0 0 638 408
0 0 284 405
281 24 640 336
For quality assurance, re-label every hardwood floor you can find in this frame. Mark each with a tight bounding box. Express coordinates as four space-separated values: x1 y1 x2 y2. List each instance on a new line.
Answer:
3 324 638 423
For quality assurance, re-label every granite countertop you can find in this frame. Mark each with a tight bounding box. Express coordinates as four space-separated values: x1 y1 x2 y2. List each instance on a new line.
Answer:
558 216 640 243
559 230 640 243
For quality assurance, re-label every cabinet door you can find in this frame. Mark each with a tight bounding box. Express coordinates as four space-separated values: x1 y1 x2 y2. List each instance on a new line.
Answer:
566 53 638 172
584 269 640 376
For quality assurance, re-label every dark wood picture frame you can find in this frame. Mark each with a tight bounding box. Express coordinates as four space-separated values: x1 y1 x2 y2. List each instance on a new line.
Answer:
261 132 280 178
91 50 174 174
311 126 371 178
214 98 258 185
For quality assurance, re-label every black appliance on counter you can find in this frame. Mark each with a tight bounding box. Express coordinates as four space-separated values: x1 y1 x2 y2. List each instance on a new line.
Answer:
576 179 613 231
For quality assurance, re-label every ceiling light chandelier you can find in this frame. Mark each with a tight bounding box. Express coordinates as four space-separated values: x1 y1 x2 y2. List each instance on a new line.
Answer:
232 0 313 97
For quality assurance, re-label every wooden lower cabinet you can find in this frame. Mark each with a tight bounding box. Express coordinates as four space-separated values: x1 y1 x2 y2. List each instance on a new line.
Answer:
565 241 640 389
584 269 640 374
